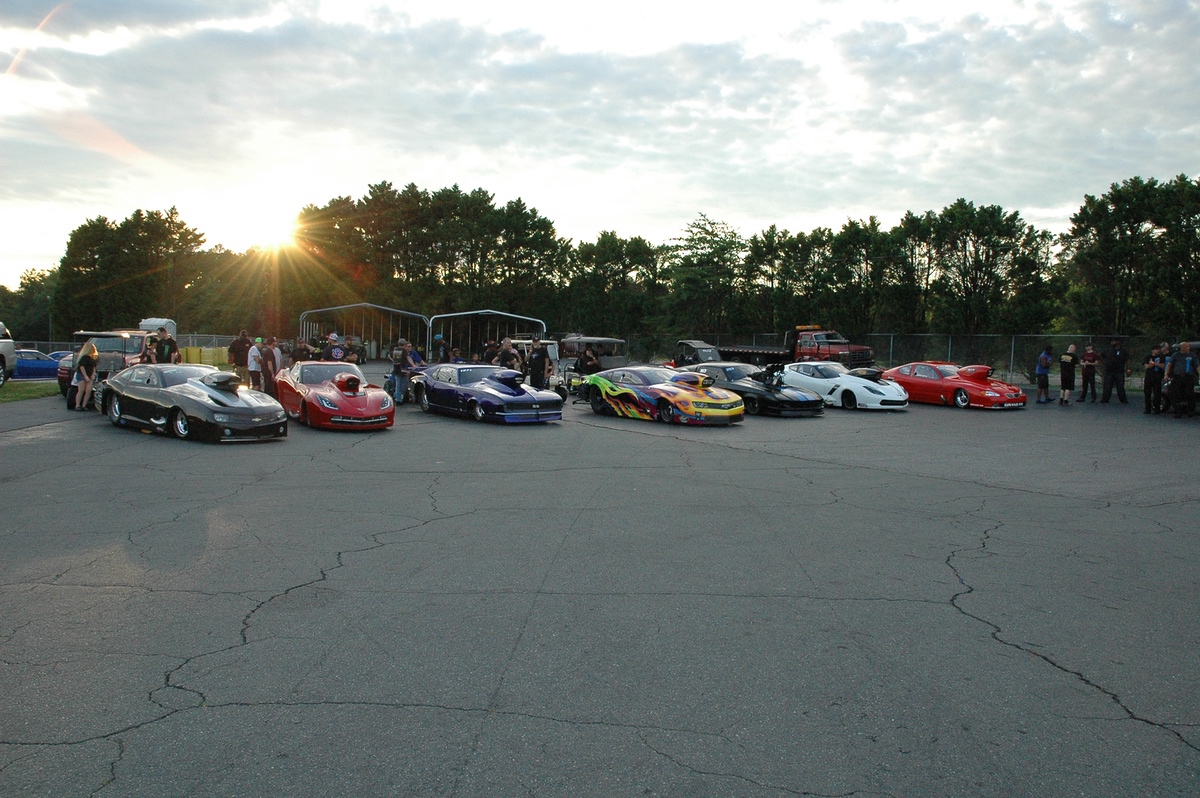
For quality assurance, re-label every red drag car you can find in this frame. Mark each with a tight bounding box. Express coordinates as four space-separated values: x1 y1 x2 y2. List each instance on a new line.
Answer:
274 361 395 429
882 361 1027 409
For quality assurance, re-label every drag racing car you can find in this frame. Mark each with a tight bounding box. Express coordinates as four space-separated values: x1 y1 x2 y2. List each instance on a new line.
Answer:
102 364 288 441
682 361 823 417
778 361 908 410
411 363 563 423
882 361 1027 409
274 361 395 429
582 366 744 424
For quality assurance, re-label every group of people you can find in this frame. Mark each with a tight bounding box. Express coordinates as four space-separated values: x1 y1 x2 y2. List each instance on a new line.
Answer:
385 334 558 401
72 325 180 411
227 330 288 397
1035 338 1198 417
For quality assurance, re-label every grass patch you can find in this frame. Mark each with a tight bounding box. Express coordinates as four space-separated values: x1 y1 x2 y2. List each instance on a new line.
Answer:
0 381 62 403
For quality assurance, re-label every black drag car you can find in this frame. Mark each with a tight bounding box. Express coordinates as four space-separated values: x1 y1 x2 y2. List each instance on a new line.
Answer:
101 364 288 441
683 361 824 417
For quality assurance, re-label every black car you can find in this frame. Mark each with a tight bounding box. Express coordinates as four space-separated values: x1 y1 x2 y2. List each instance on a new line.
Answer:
683 361 824 417
101 364 288 441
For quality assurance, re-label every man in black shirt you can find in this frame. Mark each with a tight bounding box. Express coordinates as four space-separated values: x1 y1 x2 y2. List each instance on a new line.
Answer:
1100 338 1130 403
154 326 180 364
228 330 252 384
1143 343 1165 415
527 337 551 391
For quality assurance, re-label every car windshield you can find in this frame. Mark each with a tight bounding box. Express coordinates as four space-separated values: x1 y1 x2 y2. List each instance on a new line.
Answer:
458 366 501 384
91 335 145 353
810 362 848 378
936 365 959 378
161 366 215 387
814 333 847 344
300 364 365 385
722 364 758 380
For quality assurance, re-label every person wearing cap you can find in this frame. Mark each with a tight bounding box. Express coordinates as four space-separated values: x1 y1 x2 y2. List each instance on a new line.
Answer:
1142 342 1166 415
154 326 180 365
321 333 354 363
1165 341 1198 418
526 335 551 391
228 330 252 385
432 333 451 364
1100 337 1130 403
247 336 264 390
1078 342 1099 402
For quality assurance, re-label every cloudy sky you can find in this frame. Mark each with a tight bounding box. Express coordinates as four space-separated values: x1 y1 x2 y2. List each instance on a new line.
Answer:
1 0 1197 290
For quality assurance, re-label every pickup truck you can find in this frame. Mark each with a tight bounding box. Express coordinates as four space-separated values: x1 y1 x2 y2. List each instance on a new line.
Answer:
57 330 155 396
673 326 874 368
0 321 15 389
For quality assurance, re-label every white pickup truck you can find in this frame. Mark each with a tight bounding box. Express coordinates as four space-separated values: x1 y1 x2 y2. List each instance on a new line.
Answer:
0 322 16 389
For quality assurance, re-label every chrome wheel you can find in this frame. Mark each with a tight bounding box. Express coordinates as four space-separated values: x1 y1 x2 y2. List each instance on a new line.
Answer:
108 394 122 426
470 401 485 422
953 389 970 409
418 387 431 412
170 409 190 439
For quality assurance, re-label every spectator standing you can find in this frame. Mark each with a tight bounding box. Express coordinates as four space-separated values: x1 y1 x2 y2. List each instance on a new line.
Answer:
527 336 551 391
576 345 601 375
432 334 451 363
247 337 264 390
1058 344 1078 405
482 339 499 364
1035 344 1053 404
390 338 408 402
73 350 97 410
1078 343 1099 402
321 333 353 362
1143 343 1166 415
154 326 181 364
261 336 279 397
228 330 252 384
1100 338 1131 403
450 347 465 363
493 337 522 370
1165 341 1198 418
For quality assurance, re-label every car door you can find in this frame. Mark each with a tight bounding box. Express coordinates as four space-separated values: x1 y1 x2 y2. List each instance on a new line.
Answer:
911 364 941 403
120 366 159 422
424 366 456 412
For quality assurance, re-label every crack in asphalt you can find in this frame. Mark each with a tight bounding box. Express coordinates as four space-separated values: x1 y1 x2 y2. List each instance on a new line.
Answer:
943 510 1200 754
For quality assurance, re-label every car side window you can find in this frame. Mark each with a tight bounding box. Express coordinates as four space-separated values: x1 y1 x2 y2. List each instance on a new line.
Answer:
130 366 151 384
914 365 938 379
898 365 912 376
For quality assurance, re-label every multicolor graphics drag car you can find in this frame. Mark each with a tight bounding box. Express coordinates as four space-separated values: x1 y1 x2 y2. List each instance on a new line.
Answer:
582 366 744 425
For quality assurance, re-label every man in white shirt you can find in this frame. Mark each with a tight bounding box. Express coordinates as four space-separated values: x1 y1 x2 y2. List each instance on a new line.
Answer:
247 337 263 390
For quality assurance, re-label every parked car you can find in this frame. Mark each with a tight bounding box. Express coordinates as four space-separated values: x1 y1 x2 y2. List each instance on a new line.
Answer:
778 361 908 410
411 363 563 423
57 330 154 396
882 361 1027 409
582 366 744 425
14 350 60 379
101 363 288 441
0 322 15 389
274 361 394 430
682 361 824 417
48 351 73 361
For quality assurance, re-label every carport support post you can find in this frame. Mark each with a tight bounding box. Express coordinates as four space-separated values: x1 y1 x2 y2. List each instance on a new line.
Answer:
1009 336 1016 383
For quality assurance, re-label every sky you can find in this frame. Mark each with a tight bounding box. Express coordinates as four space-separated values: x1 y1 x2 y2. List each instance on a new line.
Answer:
1 0 1198 290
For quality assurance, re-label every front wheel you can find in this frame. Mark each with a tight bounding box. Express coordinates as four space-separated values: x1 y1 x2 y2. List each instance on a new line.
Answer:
744 395 761 416
417 387 431 412
170 409 191 439
953 389 970 409
108 394 123 425
840 391 858 410
657 399 678 424
470 401 485 422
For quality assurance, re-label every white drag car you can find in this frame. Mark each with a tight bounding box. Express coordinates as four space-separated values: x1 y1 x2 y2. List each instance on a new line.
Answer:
779 361 908 410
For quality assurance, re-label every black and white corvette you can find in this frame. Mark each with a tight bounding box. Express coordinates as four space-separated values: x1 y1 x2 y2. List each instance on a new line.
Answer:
100 364 288 441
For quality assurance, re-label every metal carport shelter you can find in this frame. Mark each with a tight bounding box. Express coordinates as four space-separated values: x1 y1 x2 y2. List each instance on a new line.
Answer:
298 303 429 360
427 309 547 359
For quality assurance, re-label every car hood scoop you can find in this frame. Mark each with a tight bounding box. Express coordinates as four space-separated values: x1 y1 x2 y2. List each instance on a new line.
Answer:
486 369 526 391
846 368 886 383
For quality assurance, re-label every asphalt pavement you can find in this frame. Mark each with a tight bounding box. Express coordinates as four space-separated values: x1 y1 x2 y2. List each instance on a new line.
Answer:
1 372 1197 797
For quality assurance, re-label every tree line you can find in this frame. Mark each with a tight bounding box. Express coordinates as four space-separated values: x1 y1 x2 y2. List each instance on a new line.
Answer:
2 174 1197 354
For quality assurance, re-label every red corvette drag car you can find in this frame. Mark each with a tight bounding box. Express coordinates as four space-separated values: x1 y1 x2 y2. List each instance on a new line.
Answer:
274 361 395 429
882 361 1027 409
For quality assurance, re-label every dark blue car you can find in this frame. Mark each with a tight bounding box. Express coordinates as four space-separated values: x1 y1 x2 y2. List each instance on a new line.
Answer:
411 364 563 423
14 350 60 379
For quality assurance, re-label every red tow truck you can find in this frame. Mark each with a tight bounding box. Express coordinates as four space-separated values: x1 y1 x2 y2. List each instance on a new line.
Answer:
671 325 874 368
